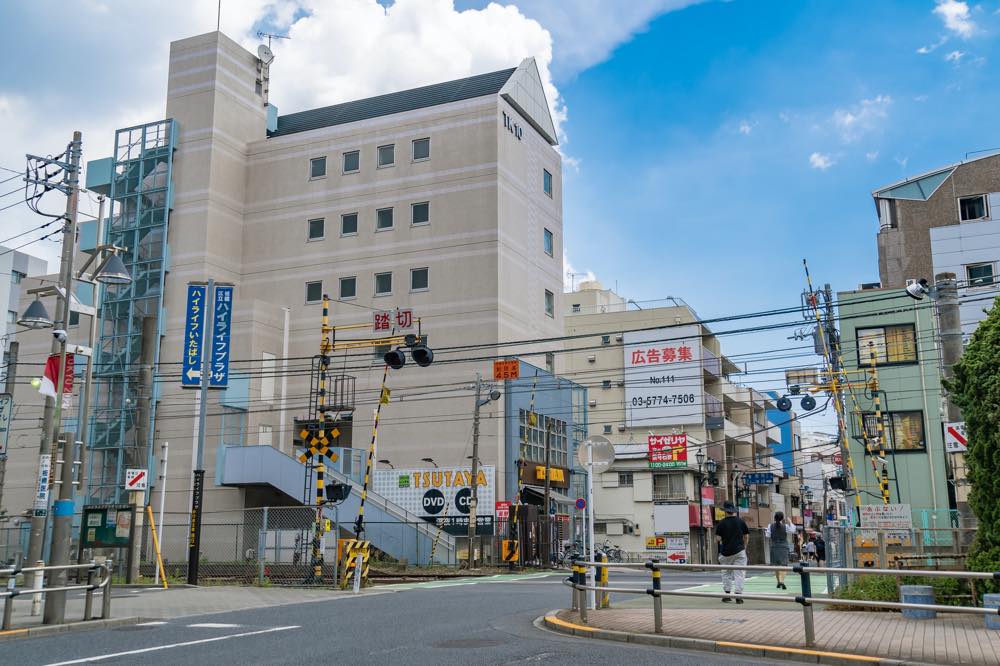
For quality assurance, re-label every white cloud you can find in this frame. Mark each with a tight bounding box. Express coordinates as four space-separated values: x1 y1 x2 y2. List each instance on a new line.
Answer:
866 151 879 162
737 119 755 135
564 251 597 292
809 152 835 170
831 95 891 142
933 0 975 38
895 156 910 169
944 49 965 62
916 35 947 54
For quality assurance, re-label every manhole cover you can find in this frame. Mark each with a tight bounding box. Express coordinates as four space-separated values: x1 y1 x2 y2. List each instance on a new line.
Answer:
715 618 747 625
433 639 503 648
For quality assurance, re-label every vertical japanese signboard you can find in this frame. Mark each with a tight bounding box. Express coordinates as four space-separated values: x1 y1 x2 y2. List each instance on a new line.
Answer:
209 285 233 388
33 454 52 516
648 434 688 469
0 393 11 456
624 325 703 427
182 284 207 387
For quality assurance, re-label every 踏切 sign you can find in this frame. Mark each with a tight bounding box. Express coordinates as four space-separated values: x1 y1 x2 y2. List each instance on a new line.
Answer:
944 422 968 453
648 434 688 469
125 468 148 491
492 359 520 381
182 284 207 387
373 308 415 332
209 285 233 388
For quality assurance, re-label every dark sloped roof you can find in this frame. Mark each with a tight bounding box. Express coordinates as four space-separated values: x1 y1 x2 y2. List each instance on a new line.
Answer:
269 67 517 138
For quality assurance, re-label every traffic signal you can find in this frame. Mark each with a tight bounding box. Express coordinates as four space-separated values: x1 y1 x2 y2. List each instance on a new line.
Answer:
383 338 434 369
384 349 406 369
411 345 433 367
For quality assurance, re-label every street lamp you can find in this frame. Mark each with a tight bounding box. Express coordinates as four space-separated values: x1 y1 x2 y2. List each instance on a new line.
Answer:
694 451 718 564
421 457 438 468
378 459 394 469
93 252 132 285
17 298 53 329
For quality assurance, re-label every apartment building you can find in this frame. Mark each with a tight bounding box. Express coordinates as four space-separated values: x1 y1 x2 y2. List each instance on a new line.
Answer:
4 30 564 555
1 247 46 387
562 282 782 562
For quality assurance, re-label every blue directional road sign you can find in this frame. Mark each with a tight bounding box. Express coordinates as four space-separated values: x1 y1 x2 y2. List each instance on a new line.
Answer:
209 285 233 388
182 284 208 387
744 471 775 486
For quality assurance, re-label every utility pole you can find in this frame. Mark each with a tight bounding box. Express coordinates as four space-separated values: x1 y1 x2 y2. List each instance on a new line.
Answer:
543 418 553 566
0 341 17 517
467 374 483 568
26 131 83 569
43 431 78 624
187 278 215 585
935 273 969 524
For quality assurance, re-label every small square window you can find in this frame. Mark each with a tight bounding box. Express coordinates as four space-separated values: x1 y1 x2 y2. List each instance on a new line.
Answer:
618 472 634 488
307 218 325 241
543 169 553 197
341 212 358 236
545 352 555 374
544 289 554 317
377 144 395 168
543 228 554 256
410 267 429 291
11 271 25 284
310 157 326 179
967 263 995 286
602 424 613 434
376 207 394 231
959 195 987 221
412 138 430 161
339 276 357 299
342 150 360 173
375 272 392 296
305 281 323 304
6 310 17 325
411 202 430 225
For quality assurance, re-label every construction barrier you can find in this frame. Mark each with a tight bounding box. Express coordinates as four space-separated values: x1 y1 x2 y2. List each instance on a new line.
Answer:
339 538 370 589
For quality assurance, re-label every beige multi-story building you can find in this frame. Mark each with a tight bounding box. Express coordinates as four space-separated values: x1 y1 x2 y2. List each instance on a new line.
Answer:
562 282 782 562
4 31 564 562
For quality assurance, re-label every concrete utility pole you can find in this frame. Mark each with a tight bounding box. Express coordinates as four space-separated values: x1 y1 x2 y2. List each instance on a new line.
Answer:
467 374 483 568
0 341 18 517
934 273 969 524
188 278 215 585
43 431 78 624
27 131 83 568
543 418 553 566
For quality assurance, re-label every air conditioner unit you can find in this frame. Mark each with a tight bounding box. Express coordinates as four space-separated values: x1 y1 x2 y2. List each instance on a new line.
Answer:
587 355 596 363
617 423 626 432
588 399 597 407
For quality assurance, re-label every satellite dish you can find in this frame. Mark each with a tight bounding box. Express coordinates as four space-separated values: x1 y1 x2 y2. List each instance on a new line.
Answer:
577 435 615 473
257 44 275 65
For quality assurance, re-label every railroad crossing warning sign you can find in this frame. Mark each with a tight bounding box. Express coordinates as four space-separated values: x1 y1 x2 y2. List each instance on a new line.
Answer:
125 468 148 491
493 359 520 381
339 539 370 589
944 422 968 453
501 539 520 562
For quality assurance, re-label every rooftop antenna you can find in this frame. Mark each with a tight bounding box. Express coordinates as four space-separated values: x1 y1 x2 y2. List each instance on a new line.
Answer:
567 272 587 291
256 31 291 49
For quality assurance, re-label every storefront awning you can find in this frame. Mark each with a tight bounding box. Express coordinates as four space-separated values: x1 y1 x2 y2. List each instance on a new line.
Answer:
522 484 574 506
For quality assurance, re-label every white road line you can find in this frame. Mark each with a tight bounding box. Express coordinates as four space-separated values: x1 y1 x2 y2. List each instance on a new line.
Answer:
187 623 242 629
42 626 301 665
135 621 168 626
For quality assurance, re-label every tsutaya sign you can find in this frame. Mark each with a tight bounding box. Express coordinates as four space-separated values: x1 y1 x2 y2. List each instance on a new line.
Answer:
373 466 496 536
624 325 704 427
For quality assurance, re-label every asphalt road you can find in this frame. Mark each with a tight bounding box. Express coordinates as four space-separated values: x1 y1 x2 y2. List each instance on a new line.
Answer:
7 571 786 665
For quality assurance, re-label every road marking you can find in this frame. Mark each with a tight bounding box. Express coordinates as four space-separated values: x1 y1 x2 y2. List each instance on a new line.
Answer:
135 621 168 626
544 615 594 633
187 623 241 629
42 625 301 665
716 641 882 662
380 572 554 591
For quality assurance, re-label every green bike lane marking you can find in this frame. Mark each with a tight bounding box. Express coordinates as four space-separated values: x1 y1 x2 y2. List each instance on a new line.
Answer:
674 574 829 596
378 572 556 591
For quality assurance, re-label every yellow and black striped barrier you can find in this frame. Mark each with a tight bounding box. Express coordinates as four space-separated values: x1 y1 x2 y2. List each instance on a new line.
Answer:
339 539 371 589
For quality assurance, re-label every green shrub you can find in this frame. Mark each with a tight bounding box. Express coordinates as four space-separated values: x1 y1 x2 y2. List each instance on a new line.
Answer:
832 574 971 611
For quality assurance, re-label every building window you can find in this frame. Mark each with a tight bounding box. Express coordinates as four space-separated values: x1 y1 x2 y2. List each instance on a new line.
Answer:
377 144 395 168
305 281 323 304
410 267 429 292
341 212 358 236
545 352 555 374
307 218 325 241
519 410 569 467
258 424 273 448
618 472 634 488
412 137 430 161
376 207 394 231
310 157 326 179
343 150 360 173
68 311 80 327
959 194 987 221
856 324 917 366
602 424 612 434
6 310 16 325
543 169 553 197
411 201 430 226
966 262 995 287
652 473 685 500
543 228 554 256
862 411 926 451
544 289 554 317
793 434 801 451
11 270 25 284
260 352 276 402
374 272 392 296
339 276 357 299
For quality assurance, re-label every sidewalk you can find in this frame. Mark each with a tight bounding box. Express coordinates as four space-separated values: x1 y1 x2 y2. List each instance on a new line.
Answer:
547 606 1000 665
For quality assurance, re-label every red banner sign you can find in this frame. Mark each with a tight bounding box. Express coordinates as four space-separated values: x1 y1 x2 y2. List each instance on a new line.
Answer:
648 434 687 469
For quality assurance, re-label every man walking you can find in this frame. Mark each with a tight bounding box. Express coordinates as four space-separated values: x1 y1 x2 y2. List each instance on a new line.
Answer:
715 501 749 603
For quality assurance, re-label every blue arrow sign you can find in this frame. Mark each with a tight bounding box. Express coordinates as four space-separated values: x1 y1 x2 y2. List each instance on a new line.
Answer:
744 472 775 486
182 284 207 387
209 285 234 388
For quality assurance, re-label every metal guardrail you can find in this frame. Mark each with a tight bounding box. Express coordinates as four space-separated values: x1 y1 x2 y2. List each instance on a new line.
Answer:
564 558 1000 647
0 560 114 630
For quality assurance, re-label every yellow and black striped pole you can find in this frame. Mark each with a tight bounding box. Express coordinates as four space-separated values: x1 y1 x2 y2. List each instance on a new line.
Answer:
354 360 390 539
868 344 891 505
508 370 537 567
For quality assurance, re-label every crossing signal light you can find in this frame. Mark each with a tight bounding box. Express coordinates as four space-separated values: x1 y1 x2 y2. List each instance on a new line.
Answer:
384 349 406 369
800 395 817 411
325 482 351 502
776 394 817 412
411 345 434 367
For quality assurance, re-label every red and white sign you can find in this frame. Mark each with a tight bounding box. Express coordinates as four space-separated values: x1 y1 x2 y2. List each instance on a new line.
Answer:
944 422 968 453
624 325 704 427
833 452 843 466
125 468 148 491
648 434 688 469
373 308 415 333
39 354 74 409
495 501 511 520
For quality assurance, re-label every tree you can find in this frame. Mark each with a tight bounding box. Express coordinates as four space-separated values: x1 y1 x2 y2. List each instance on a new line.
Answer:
947 296 1000 586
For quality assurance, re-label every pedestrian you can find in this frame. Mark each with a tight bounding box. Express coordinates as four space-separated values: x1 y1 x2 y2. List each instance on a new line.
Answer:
815 534 826 565
715 501 749 604
764 511 795 590
804 535 817 563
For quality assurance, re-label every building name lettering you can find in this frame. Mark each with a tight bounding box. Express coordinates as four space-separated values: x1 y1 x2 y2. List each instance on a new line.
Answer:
502 111 523 140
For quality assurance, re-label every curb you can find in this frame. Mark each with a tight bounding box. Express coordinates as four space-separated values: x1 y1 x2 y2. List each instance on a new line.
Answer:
537 612 938 666
0 616 144 642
